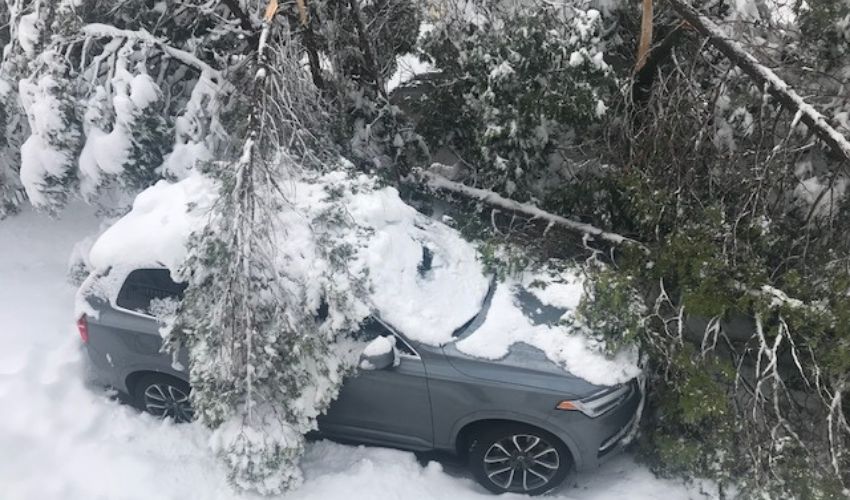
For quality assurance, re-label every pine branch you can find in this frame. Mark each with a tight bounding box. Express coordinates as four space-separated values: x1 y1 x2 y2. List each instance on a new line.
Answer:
414 168 645 249
81 24 222 81
668 0 850 166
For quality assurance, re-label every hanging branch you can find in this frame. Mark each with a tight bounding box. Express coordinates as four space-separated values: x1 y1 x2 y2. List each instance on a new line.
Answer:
81 24 223 81
668 0 850 165
347 0 388 100
414 168 645 249
296 0 324 89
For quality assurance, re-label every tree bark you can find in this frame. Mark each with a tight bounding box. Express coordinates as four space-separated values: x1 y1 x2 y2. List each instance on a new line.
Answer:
632 21 687 105
300 3 325 90
635 0 653 72
668 0 850 165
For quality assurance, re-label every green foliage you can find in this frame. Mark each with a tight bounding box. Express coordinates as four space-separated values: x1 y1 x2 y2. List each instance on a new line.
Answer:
528 21 850 490
308 0 426 181
417 3 616 197
569 265 647 353
121 101 171 191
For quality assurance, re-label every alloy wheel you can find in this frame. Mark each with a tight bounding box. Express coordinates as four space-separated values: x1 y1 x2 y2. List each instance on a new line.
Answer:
143 383 193 422
482 433 560 493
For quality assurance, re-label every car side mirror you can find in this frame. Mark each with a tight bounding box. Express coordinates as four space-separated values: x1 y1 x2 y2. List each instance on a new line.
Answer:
359 336 397 371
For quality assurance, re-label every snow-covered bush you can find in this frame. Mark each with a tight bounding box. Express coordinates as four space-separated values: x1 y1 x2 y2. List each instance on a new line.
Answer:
0 0 244 212
17 54 83 212
553 3 850 493
306 0 427 179
416 0 617 197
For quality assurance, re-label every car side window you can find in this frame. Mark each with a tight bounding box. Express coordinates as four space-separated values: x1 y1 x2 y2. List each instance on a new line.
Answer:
355 317 417 357
116 269 187 315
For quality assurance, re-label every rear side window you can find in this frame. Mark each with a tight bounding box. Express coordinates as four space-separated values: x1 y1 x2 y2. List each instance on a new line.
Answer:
116 269 187 315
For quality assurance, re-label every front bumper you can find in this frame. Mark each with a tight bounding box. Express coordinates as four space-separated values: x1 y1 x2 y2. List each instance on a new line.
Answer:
548 379 642 470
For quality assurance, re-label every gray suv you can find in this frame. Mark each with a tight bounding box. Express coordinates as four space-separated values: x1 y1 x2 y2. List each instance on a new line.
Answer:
79 268 640 496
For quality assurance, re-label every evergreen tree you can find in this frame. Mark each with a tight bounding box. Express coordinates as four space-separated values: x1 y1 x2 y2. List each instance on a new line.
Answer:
167 12 371 493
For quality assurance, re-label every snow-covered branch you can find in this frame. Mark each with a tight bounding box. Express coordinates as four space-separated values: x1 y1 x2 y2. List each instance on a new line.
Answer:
668 0 850 165
80 24 222 81
416 168 644 248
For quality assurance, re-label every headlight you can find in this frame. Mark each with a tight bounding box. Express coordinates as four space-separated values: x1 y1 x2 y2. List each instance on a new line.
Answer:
556 382 633 418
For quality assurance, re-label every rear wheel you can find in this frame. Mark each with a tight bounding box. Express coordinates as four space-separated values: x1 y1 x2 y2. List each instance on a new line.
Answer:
132 374 193 423
468 423 571 495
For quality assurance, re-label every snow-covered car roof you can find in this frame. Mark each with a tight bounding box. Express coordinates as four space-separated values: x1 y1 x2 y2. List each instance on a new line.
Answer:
84 170 491 346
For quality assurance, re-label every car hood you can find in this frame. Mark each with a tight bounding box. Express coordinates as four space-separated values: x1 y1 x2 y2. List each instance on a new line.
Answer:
446 279 642 388
441 341 604 398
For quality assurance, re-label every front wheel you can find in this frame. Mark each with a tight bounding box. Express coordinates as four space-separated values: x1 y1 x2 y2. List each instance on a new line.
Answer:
468 424 572 495
132 373 194 423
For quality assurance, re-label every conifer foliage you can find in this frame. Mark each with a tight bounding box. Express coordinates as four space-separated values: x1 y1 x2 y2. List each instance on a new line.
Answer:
164 8 373 494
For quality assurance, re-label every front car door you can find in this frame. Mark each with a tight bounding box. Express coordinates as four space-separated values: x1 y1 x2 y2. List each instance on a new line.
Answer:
318 318 434 450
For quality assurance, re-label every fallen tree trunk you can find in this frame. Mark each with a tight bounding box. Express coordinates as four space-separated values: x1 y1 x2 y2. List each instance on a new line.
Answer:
668 0 850 165
414 168 644 248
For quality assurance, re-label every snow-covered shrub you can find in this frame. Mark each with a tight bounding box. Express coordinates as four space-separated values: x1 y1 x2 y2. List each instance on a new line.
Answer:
18 54 83 212
1 0 245 212
416 0 617 197
307 0 427 179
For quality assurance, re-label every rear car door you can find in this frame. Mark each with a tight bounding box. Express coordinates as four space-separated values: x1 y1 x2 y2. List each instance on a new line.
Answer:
85 269 189 392
318 319 434 450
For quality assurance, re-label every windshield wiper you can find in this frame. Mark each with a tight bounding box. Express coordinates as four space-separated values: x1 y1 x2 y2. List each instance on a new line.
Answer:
451 276 497 338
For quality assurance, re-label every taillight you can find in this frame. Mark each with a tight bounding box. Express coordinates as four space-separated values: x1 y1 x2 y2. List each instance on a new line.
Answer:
76 314 89 343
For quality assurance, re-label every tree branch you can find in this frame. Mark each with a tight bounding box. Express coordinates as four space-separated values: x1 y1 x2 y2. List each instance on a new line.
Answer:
347 0 387 100
414 168 645 249
220 0 254 32
81 24 222 81
632 21 687 104
668 0 850 166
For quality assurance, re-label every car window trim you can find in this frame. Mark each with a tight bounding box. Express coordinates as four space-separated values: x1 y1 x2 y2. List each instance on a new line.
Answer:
111 302 423 360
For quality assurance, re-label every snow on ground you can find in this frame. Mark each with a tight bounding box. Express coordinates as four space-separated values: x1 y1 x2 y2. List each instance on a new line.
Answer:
0 205 713 500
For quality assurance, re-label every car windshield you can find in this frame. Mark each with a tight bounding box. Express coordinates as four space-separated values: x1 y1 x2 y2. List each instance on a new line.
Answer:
451 278 568 339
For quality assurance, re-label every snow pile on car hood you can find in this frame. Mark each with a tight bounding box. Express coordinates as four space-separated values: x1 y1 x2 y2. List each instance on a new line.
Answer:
454 273 640 386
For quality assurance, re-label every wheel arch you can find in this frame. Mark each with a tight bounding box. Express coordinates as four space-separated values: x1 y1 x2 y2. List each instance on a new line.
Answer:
450 413 582 469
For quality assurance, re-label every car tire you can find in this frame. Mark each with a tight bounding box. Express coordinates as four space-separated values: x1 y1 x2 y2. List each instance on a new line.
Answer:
468 423 572 495
132 373 194 423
